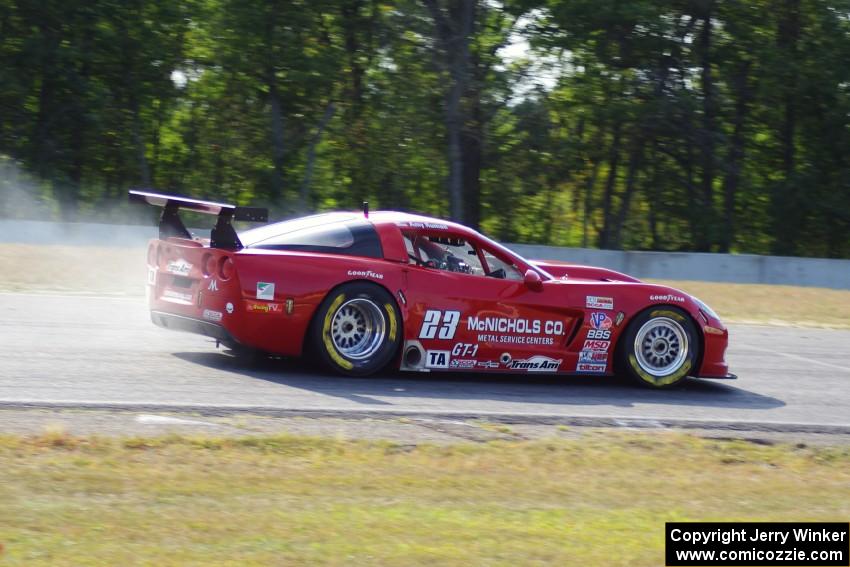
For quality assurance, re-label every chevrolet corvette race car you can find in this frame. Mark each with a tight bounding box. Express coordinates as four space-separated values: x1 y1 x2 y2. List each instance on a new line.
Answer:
130 190 734 388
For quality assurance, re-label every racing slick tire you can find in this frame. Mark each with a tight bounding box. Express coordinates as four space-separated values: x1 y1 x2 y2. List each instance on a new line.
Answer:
310 282 401 376
616 306 700 389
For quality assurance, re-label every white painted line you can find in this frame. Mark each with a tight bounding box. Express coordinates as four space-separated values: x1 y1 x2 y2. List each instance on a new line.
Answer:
136 414 218 426
740 346 850 374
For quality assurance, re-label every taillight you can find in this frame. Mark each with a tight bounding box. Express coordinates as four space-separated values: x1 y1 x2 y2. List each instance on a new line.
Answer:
203 254 217 277
147 244 157 267
219 257 235 280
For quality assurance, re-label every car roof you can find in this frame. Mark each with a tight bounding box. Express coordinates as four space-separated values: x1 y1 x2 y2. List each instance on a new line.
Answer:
368 211 478 236
247 210 478 238
240 209 548 278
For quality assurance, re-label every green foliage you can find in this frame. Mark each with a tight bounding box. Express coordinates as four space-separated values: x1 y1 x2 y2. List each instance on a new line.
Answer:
0 0 848 257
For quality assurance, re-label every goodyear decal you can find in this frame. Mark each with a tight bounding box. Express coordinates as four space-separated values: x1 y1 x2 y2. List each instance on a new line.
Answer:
323 294 353 370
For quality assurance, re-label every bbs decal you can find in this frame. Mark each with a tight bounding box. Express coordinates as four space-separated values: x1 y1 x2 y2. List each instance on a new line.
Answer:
419 309 461 340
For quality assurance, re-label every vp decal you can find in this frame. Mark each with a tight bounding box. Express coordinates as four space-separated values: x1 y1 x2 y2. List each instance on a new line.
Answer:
587 312 613 340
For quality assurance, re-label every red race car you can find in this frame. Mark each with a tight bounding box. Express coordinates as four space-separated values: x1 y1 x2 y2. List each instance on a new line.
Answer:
130 190 734 388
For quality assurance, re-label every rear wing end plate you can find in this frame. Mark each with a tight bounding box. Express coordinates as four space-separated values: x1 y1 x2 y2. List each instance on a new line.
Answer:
129 189 268 249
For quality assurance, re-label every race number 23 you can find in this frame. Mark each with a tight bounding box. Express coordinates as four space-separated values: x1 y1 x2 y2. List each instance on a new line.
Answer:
419 309 461 340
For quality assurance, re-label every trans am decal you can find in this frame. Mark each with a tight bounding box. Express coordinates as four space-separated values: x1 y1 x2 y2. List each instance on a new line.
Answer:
500 353 562 372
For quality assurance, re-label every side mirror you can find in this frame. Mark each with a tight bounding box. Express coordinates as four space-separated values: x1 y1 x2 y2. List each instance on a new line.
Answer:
523 269 543 291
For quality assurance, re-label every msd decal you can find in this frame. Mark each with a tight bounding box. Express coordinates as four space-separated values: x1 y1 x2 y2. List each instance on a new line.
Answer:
582 339 610 352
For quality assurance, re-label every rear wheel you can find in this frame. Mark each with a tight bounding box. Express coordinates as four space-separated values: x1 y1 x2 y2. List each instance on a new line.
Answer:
310 283 401 376
617 306 699 388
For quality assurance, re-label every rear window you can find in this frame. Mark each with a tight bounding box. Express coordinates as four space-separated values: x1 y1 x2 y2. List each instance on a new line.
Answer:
246 218 383 258
257 223 355 248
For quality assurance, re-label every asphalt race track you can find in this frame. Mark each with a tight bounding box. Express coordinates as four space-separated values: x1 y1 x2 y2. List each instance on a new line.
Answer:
1 293 849 434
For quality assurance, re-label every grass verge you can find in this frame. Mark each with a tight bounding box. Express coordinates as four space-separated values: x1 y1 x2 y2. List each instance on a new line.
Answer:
1 244 848 327
650 280 850 329
0 431 848 565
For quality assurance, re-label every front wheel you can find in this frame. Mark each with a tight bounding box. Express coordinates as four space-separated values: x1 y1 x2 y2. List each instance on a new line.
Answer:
616 307 700 388
310 283 401 376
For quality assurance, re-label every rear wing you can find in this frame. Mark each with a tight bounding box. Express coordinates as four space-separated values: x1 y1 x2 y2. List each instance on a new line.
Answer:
129 189 268 249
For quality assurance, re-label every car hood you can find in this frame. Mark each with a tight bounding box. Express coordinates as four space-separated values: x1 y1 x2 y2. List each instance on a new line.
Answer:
531 260 642 283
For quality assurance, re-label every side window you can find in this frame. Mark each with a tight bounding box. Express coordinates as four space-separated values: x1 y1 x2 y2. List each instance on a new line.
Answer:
403 232 417 263
404 233 485 276
482 249 524 281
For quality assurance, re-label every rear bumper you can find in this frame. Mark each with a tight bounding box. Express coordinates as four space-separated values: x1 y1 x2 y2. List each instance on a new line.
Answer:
151 310 237 345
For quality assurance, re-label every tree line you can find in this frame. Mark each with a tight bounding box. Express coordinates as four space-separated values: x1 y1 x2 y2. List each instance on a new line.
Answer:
1 0 848 257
